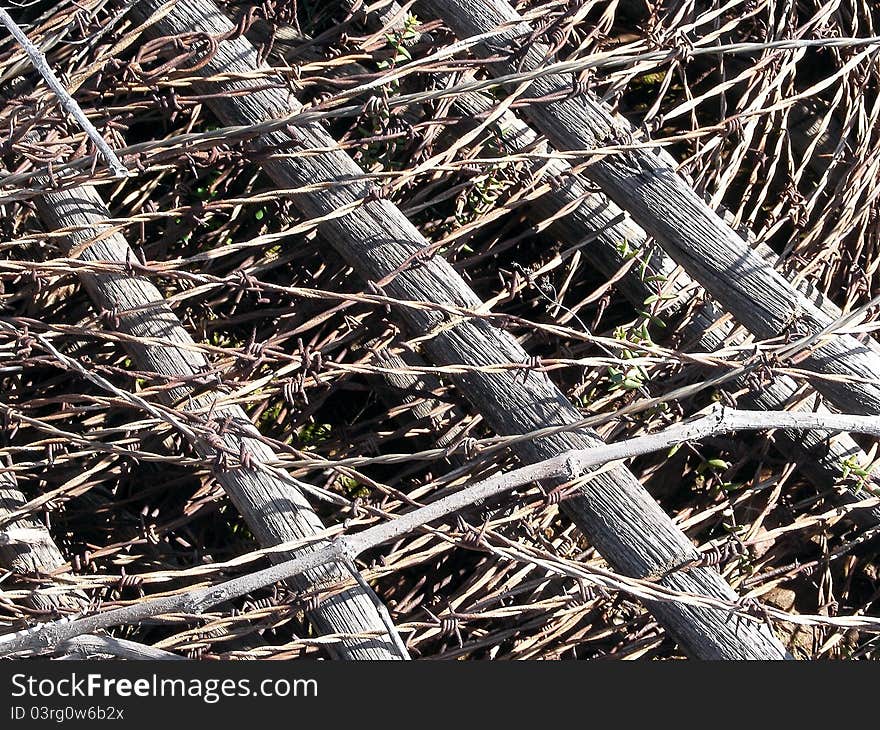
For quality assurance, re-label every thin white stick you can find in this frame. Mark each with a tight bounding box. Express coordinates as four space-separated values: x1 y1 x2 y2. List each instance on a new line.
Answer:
0 8 129 178
55 634 184 660
2 404 879 656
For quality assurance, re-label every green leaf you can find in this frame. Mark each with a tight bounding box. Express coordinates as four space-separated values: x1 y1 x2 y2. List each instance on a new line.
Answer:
707 458 731 470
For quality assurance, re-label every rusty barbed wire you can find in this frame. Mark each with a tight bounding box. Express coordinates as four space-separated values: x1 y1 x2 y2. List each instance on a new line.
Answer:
0 0 877 660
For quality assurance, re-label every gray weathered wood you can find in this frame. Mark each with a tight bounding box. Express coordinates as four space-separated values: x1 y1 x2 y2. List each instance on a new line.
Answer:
292 4 875 521
127 0 789 658
450 91 880 522
34 184 407 660
7 403 880 657
417 0 880 419
0 468 85 613
372 346 470 456
55 633 184 660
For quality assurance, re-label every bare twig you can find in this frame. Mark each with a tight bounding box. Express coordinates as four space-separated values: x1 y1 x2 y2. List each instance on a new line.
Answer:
3 404 879 657
55 634 184 660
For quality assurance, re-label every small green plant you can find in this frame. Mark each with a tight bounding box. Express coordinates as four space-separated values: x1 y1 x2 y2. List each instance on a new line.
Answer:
840 455 878 495
454 167 509 226
297 421 332 448
356 14 421 171
257 400 284 431
693 456 732 493
378 14 419 76
191 170 221 203
606 364 646 391
338 475 370 500
613 238 636 260
604 325 651 393
841 455 873 479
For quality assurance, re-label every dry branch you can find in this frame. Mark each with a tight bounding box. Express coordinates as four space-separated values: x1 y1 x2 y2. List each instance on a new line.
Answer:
0 7 128 178
124 0 789 659
55 634 184 661
3 404 879 657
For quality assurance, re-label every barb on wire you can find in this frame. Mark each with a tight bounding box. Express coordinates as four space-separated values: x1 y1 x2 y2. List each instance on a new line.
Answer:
0 8 129 178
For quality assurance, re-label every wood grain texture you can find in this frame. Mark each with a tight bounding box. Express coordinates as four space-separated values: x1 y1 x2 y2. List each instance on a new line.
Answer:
451 91 879 523
372 347 469 455
0 468 85 613
128 0 789 658
35 185 407 660
347 0 872 517
417 0 880 419
56 634 184 660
